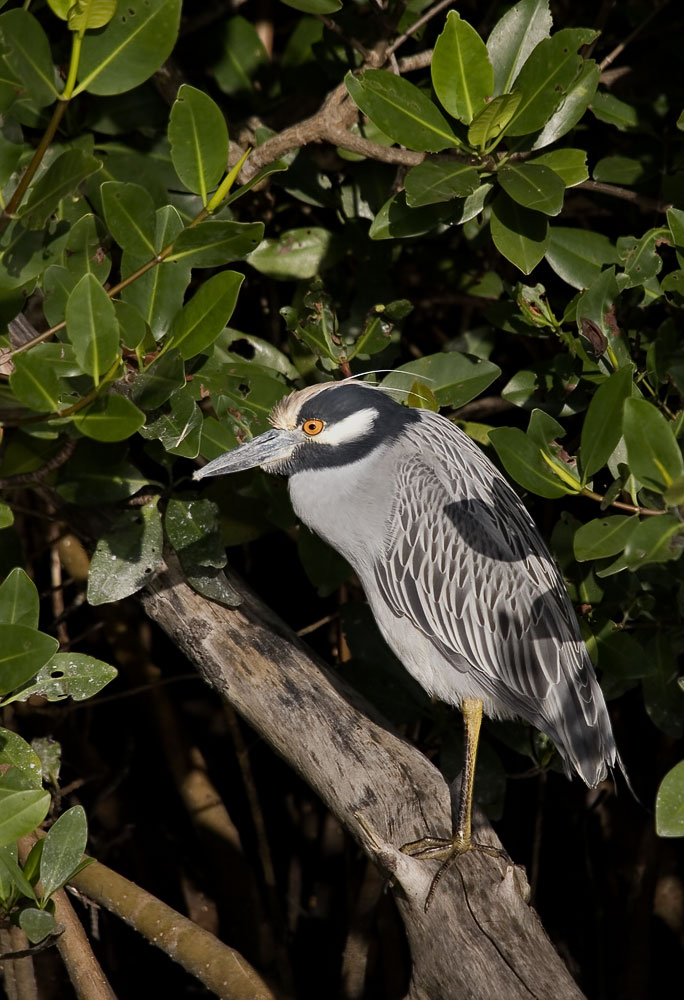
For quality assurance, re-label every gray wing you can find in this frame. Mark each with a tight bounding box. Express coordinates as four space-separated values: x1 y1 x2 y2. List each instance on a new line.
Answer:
373 412 611 777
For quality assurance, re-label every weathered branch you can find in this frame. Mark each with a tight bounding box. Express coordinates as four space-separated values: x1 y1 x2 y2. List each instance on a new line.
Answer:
140 558 586 1000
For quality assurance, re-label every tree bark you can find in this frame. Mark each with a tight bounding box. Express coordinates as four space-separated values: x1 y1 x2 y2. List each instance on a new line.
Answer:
141 559 586 1000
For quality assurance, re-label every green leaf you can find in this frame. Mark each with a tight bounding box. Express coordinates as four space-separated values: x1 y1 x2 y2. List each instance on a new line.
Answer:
488 426 571 498
65 273 120 383
545 227 617 290
598 515 684 577
617 228 667 290
466 92 522 150
368 192 452 240
590 91 639 130
57 443 152 505
380 352 501 408
121 211 190 338
0 790 50 849
200 415 240 460
532 60 600 149
507 28 598 137
76 0 182 96
530 149 588 188
64 213 111 284
67 0 117 32
404 161 480 207
0 568 39 629
164 498 240 607
10 353 65 413
656 761 684 837
0 850 37 902
18 151 101 229
19 908 56 944
579 365 634 479
0 503 13 530
168 85 229 203
73 393 146 442
623 398 684 492
213 16 268 96
486 0 552 95
130 350 185 409
14 652 117 703
490 192 548 274
431 11 493 124
574 515 639 562
667 207 684 248
115 300 147 350
0 10 58 107
345 70 460 153
167 220 264 267
280 0 341 11
0 625 59 696
40 805 88 900
102 181 156 257
166 271 244 359
139 386 202 458
87 502 163 605
0 728 42 789
248 227 338 279
593 155 644 186
498 163 565 216
47 0 71 20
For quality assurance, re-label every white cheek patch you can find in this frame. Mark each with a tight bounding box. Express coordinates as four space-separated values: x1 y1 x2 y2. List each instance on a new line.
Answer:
315 407 378 445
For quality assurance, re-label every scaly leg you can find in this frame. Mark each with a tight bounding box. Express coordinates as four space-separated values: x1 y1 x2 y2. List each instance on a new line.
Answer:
401 697 507 909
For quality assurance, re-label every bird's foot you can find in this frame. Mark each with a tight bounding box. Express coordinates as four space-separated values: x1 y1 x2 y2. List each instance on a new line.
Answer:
400 834 509 911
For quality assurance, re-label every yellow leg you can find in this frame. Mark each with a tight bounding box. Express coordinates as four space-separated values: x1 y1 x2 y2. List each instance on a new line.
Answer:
401 698 507 910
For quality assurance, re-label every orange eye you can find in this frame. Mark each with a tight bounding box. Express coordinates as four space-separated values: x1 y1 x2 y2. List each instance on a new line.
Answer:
302 418 325 436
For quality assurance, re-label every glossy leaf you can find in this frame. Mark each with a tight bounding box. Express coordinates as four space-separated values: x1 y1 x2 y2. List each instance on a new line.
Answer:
10 353 65 412
431 11 493 124
0 9 58 107
498 163 565 216
0 789 50 849
64 213 111 284
507 28 598 137
167 221 264 267
623 399 684 493
16 653 118 702
593 155 645 185
65 273 120 383
545 227 617 290
169 85 229 202
73 393 146 442
57 453 152 506
656 761 684 837
529 149 588 188
87 502 163 605
532 60 600 149
617 228 667 290
76 0 183 96
467 92 522 150
369 193 452 240
18 151 101 229
488 426 570 498
249 227 338 279
102 181 156 257
666 207 684 248
0 625 59 697
166 271 244 358
490 192 548 274
165 499 240 607
380 352 501 408
0 503 13 530
130 351 185 409
404 161 480 207
0 568 39 629
574 515 639 562
139 386 202 458
579 366 634 479
0 728 42 788
40 805 88 900
68 0 117 31
590 91 639 130
486 0 552 95
345 70 460 153
19 909 56 944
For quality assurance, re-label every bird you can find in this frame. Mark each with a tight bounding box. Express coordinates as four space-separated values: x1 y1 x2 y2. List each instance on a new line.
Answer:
194 378 619 896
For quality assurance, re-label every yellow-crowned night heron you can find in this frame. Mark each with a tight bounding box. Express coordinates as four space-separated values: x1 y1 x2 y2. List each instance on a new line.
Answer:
195 380 618 887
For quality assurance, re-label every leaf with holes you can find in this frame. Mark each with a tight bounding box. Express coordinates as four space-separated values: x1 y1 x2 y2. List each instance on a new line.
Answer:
11 653 117 703
87 502 163 605
139 386 202 458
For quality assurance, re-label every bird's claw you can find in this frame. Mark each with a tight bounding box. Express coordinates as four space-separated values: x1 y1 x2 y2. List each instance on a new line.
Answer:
400 834 509 911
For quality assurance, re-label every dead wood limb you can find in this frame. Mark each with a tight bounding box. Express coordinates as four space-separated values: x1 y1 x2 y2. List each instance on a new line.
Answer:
140 559 587 1000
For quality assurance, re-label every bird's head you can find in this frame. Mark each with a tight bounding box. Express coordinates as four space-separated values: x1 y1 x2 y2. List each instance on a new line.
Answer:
193 380 418 481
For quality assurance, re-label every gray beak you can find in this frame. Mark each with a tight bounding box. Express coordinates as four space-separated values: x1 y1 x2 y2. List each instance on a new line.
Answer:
193 427 299 480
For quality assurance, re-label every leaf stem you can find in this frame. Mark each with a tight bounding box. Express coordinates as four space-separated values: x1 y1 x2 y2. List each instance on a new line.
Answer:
580 487 664 517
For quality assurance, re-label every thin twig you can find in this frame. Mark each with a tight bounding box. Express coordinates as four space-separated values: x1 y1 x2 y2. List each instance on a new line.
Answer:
575 180 669 214
580 487 664 517
386 0 454 58
0 438 77 488
599 0 672 71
